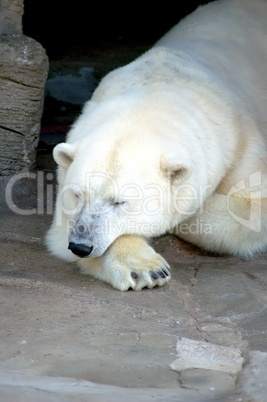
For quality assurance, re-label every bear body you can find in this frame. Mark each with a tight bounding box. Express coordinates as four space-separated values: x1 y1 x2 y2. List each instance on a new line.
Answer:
46 0 267 290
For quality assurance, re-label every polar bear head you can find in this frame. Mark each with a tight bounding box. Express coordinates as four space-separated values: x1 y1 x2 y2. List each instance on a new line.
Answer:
52 130 196 259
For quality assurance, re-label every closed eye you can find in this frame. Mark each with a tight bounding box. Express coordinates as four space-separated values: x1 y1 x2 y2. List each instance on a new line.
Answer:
113 200 126 206
106 196 126 207
108 197 126 206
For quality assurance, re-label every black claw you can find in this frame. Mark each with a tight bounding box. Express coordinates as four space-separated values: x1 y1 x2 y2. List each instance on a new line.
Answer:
131 272 139 280
150 271 159 280
158 271 167 278
162 269 170 277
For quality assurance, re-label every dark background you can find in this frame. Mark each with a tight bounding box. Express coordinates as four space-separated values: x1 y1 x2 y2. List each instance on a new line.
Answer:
23 1 214 58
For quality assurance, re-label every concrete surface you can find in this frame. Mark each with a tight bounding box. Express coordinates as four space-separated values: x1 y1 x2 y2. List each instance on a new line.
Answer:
0 174 267 402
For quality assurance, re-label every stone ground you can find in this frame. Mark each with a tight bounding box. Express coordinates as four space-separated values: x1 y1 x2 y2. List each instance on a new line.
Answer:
1 43 267 401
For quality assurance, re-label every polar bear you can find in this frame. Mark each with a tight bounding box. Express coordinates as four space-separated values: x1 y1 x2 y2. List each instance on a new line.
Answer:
46 0 267 290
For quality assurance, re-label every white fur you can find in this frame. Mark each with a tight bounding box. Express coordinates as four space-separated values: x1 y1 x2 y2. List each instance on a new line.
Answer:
46 0 267 290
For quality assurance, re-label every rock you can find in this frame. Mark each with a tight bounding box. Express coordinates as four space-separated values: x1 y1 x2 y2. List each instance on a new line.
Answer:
0 0 23 34
170 337 244 375
236 350 267 401
46 67 97 105
0 0 49 175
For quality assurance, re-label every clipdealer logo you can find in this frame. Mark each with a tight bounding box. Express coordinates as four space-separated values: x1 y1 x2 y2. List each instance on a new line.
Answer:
4 170 265 234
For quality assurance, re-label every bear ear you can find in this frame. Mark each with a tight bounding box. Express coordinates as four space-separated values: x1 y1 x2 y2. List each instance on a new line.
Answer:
161 153 192 184
53 143 75 169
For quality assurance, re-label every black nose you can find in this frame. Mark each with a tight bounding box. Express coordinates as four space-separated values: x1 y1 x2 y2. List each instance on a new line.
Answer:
68 242 93 258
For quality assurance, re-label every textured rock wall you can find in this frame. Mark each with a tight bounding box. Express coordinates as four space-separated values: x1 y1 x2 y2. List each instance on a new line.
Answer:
0 0 49 175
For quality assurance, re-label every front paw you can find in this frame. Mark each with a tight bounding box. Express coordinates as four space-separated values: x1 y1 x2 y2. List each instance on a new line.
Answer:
102 240 171 291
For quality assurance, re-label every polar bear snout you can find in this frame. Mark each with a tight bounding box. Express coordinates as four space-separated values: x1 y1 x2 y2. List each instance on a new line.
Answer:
68 242 93 258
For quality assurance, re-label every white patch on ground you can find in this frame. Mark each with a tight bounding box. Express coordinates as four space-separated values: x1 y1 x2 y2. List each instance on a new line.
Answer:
170 337 244 375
